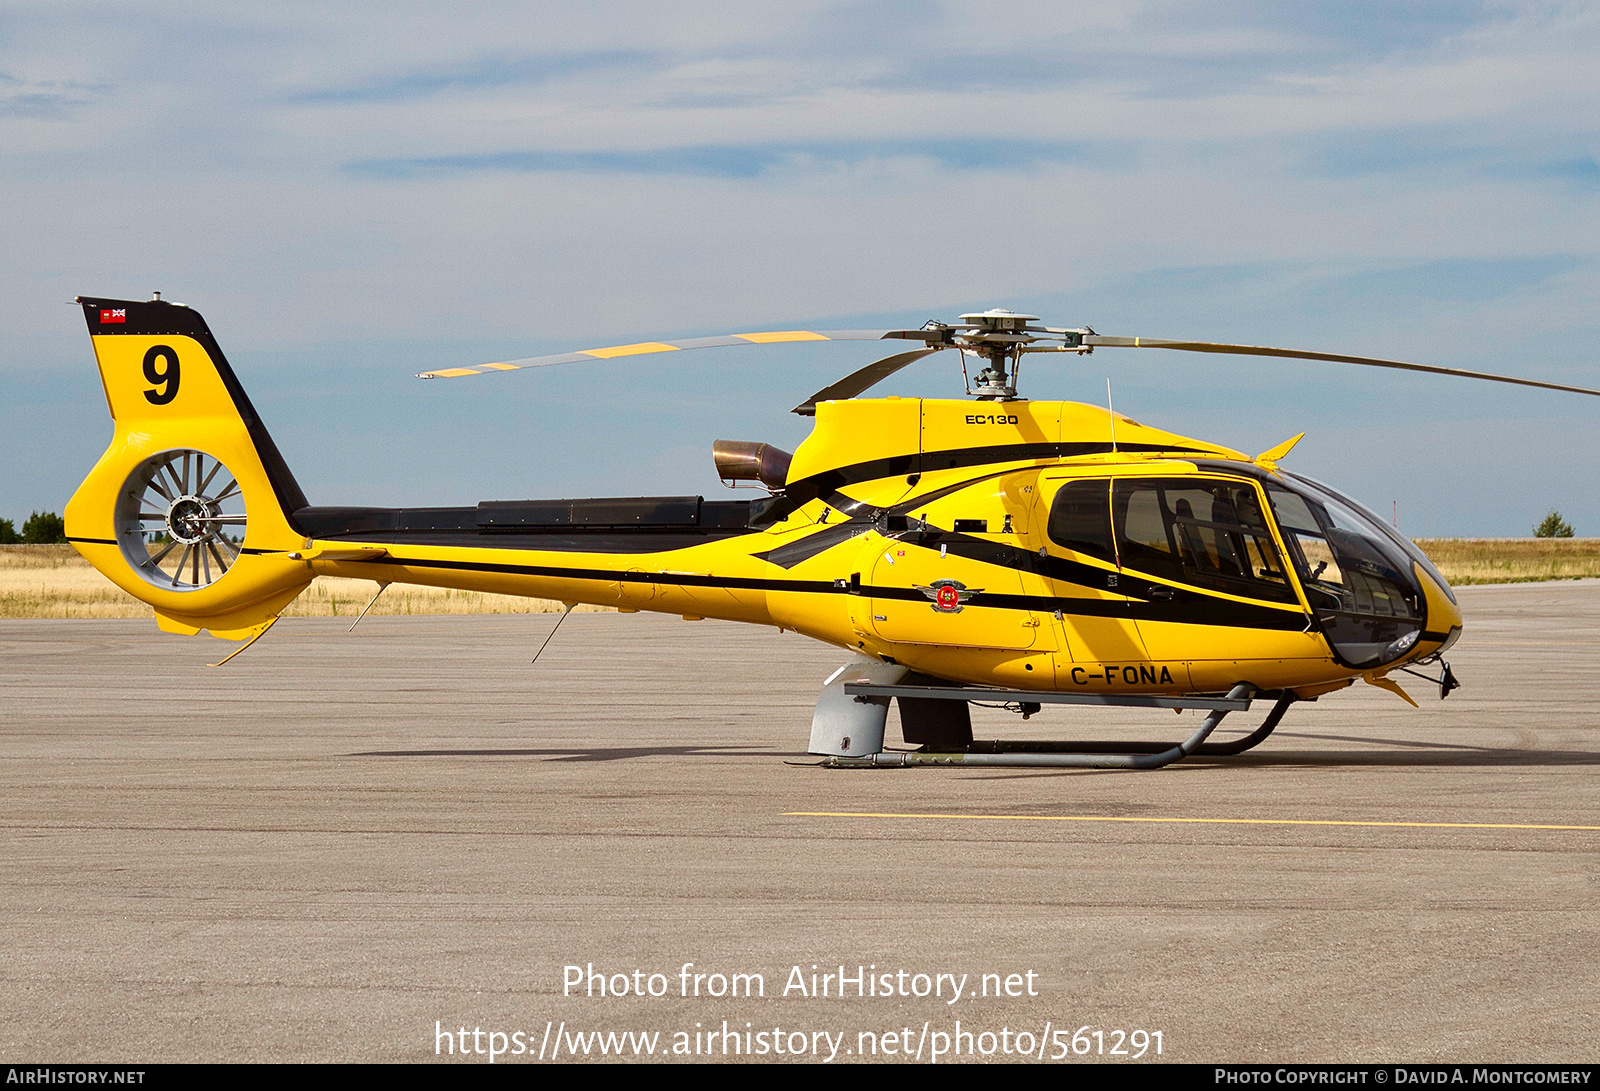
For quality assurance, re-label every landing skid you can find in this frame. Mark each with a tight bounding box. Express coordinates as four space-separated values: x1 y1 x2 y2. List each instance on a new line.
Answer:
808 665 1294 770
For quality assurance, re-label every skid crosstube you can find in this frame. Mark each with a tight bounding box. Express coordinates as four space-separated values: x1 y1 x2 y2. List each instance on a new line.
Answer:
822 682 1294 770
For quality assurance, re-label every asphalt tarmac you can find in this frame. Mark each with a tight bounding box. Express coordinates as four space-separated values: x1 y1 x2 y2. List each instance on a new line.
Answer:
3 581 1598 1064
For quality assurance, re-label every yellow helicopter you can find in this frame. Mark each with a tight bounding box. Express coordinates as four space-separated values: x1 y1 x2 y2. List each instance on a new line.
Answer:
63 297 1600 769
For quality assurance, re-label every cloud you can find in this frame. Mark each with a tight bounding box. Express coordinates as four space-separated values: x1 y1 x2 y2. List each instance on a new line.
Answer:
1510 157 1600 189
1303 132 1600 193
852 0 1513 98
348 139 1090 179
0 90 90 119
1326 256 1585 303
0 69 100 120
287 50 657 103
4 0 1600 534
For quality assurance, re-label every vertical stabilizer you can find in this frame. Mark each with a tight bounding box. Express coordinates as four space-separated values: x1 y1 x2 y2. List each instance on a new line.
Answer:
65 296 313 638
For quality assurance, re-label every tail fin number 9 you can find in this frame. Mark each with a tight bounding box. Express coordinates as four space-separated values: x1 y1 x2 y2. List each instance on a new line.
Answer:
142 345 180 405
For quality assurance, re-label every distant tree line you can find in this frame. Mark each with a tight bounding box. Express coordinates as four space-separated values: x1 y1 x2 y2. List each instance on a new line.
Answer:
0 511 67 544
1535 510 1576 538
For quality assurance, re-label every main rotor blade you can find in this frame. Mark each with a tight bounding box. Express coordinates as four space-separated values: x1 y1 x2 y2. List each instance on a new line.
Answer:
418 329 931 379
1086 336 1600 398
791 348 939 416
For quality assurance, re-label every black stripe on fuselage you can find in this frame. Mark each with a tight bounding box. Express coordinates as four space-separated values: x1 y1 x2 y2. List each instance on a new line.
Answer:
363 553 839 595
357 548 1308 631
312 529 754 554
885 529 1309 631
758 440 1212 524
301 441 1298 629
754 467 1023 569
752 462 1310 632
756 520 876 568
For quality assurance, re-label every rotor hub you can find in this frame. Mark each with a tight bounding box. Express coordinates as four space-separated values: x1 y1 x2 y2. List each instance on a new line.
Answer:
957 309 1040 334
953 310 1043 400
166 495 214 545
115 449 248 591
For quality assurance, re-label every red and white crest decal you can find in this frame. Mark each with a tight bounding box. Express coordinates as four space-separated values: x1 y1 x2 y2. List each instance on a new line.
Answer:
915 578 982 614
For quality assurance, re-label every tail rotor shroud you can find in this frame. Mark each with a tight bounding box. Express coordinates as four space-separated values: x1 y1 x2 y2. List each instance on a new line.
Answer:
116 449 248 591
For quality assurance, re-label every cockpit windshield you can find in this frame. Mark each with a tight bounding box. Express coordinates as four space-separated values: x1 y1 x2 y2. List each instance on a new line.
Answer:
1283 472 1456 606
1265 475 1427 668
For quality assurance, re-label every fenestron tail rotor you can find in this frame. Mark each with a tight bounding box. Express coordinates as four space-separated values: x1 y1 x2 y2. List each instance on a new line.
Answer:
115 449 248 591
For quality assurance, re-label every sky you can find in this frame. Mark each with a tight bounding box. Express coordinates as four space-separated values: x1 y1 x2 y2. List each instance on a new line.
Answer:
3 0 1599 536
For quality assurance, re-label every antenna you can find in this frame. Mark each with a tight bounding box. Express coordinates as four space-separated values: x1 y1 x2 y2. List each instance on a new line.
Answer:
1106 378 1118 454
531 602 576 665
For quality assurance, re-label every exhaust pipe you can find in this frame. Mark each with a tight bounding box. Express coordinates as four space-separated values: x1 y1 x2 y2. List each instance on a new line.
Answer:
712 440 792 490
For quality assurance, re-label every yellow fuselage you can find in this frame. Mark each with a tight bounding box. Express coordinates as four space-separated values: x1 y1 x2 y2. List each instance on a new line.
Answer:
65 311 1462 699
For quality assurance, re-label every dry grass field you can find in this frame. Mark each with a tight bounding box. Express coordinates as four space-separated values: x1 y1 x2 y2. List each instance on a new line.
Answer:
4 538 1599 619
0 545 591 620
1412 537 1600 585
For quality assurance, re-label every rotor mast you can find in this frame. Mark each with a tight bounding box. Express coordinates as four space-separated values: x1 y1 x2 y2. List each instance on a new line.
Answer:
960 310 1031 400
930 309 1092 401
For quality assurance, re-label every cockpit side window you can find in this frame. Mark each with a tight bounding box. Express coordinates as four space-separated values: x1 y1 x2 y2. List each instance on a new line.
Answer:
1112 479 1297 603
1046 479 1115 563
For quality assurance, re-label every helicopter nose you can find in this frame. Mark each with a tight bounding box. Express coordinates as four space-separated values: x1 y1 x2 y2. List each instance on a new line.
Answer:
1416 562 1463 654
